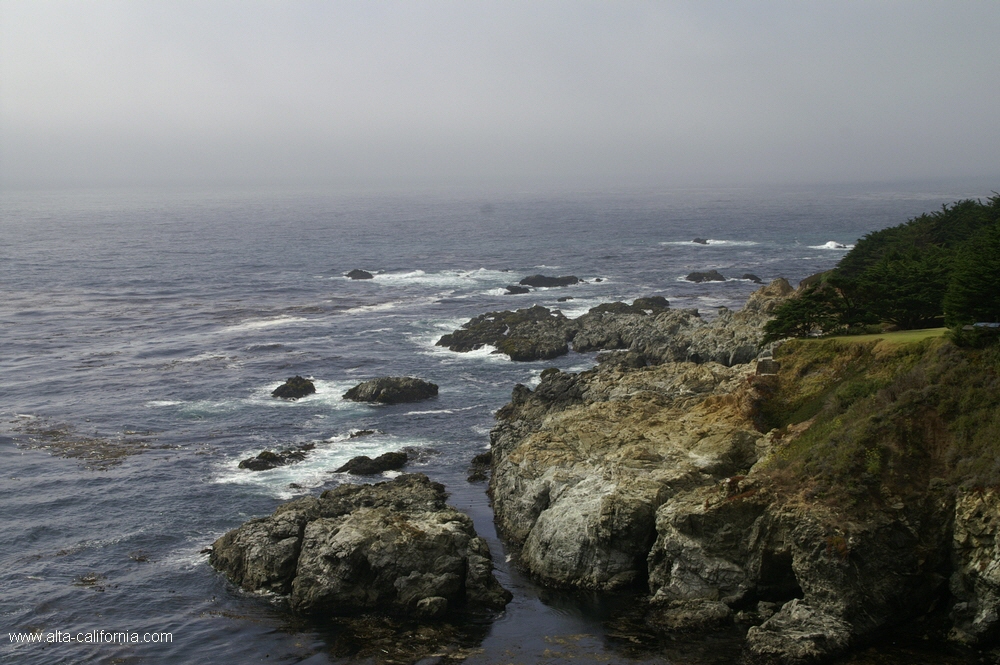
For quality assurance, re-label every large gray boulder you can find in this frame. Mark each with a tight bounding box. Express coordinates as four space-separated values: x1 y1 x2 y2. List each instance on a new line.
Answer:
210 474 511 617
343 377 438 404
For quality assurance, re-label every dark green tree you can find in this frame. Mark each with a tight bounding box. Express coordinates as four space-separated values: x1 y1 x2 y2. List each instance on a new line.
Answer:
944 221 1000 326
851 246 951 329
763 285 844 343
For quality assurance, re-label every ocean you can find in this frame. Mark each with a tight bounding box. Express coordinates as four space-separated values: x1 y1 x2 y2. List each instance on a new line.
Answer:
1 182 991 664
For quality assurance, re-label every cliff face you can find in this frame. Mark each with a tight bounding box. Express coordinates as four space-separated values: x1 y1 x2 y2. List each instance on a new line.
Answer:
488 281 1000 663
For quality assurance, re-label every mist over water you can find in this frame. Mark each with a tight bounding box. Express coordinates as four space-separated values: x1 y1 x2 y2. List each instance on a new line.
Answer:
0 182 991 664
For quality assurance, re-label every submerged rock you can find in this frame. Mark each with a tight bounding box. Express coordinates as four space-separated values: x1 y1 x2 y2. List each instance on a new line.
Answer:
505 285 530 294
334 451 408 475
271 376 316 400
343 377 438 404
693 238 709 244
346 269 374 280
209 474 512 616
685 270 726 283
741 273 764 284
518 274 580 288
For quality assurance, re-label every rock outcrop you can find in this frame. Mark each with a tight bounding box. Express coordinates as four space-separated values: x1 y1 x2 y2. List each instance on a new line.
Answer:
436 305 572 361
438 280 794 365
346 269 374 279
272 376 316 400
482 279 1000 663
210 474 512 617
686 270 726 283
505 285 530 294
344 377 438 404
518 274 580 288
334 451 408 475
239 444 315 471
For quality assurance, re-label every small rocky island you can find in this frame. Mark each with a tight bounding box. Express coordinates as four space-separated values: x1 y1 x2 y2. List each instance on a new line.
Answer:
210 474 511 618
271 376 316 399
343 376 438 404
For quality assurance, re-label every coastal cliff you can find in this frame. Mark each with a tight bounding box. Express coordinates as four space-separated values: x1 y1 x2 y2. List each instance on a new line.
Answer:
485 281 1000 663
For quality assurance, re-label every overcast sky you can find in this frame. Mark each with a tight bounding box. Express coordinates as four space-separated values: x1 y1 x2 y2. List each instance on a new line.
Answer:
2 1 998 191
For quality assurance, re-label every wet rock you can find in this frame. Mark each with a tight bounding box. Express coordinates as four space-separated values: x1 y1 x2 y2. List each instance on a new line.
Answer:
334 451 408 475
741 273 764 284
346 269 374 280
436 305 571 361
685 270 726 283
467 451 492 483
557 296 574 302
518 274 580 288
505 285 530 294
271 376 316 400
632 296 670 311
344 377 438 404
440 283 790 366
238 443 316 471
744 599 852 664
647 599 733 632
209 474 512 616
693 238 709 245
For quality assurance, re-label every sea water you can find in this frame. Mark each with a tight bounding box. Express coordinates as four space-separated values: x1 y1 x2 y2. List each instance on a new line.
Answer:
0 182 991 664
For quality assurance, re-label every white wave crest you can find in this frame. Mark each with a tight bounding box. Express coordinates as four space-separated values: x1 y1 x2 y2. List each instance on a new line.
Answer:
213 436 440 499
660 239 759 247
223 315 307 333
808 241 854 250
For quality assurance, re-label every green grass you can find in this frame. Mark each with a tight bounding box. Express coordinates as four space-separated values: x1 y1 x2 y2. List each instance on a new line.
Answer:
816 327 946 345
757 337 1000 510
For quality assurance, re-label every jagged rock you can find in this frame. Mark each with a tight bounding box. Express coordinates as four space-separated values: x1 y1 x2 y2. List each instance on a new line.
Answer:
348 429 381 438
467 451 492 482
271 376 316 399
334 451 408 475
693 238 709 245
436 305 571 361
949 489 1000 646
344 377 438 404
346 269 374 280
686 270 726 283
741 273 764 284
505 285 530 294
239 444 316 471
210 474 511 617
490 361 760 591
519 274 580 288
744 599 852 664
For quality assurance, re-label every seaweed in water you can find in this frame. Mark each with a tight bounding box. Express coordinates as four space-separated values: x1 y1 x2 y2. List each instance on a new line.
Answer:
7 416 159 470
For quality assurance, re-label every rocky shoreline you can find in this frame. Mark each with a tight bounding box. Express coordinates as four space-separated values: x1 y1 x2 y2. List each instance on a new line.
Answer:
211 279 999 664
480 280 1000 663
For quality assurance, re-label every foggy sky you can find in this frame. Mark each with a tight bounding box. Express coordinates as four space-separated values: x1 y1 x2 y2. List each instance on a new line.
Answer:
2 1 998 191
